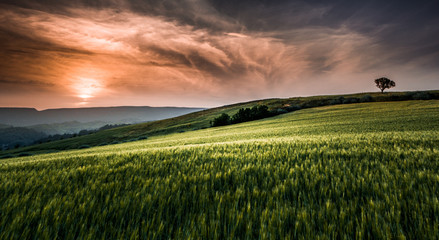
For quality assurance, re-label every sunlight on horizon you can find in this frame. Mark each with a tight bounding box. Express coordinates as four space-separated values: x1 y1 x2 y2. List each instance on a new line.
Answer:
71 77 103 103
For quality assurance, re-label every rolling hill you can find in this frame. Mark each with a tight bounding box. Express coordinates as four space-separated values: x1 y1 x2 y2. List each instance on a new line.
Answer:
2 90 438 157
1 99 438 238
0 106 204 151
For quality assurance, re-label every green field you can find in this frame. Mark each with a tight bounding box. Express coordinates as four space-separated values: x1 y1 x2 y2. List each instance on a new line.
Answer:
3 90 437 157
1 100 439 239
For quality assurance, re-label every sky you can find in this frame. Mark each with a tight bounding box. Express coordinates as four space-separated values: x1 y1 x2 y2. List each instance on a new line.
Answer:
0 0 438 109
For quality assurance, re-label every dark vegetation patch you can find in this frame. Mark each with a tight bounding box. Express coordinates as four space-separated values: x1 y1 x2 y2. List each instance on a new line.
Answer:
211 105 274 127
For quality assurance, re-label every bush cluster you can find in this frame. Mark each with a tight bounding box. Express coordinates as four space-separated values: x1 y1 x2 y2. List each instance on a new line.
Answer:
210 113 231 127
231 105 273 124
211 105 274 127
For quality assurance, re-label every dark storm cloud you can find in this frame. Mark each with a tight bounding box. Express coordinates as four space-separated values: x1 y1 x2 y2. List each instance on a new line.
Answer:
335 1 439 69
3 0 439 67
0 0 438 109
0 0 240 32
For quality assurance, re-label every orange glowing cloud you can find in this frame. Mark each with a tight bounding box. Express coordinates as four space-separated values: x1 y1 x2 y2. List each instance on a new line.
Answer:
0 6 312 105
1 1 438 109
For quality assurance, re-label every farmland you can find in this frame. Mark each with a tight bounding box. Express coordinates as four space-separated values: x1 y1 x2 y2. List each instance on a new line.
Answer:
1 100 439 239
2 90 438 157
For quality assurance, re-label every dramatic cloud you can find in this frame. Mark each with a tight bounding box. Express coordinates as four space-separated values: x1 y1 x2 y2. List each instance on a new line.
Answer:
0 0 438 109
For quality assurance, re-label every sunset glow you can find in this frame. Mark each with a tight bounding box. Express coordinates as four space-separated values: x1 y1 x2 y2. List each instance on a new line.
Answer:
72 77 103 100
0 0 438 109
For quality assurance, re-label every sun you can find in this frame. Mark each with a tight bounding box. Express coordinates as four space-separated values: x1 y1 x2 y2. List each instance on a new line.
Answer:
72 77 103 101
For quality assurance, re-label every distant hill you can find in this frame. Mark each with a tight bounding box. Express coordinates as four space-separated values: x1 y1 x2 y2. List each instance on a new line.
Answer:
0 127 47 150
2 90 438 157
0 106 205 127
27 121 109 135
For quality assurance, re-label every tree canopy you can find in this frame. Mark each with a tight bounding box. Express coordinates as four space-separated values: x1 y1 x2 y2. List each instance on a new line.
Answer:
210 105 273 127
210 113 231 127
375 77 395 93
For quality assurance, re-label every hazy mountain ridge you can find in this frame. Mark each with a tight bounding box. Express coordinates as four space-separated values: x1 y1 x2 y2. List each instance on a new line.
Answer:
0 106 205 126
0 106 204 150
27 121 108 135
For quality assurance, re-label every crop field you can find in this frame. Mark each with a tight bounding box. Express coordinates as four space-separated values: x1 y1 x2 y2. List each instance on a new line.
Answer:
1 100 438 239
3 90 437 155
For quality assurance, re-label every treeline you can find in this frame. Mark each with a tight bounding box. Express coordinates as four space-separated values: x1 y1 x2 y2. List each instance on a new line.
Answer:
211 105 275 127
0 127 47 150
33 124 129 145
1 124 129 150
210 91 439 128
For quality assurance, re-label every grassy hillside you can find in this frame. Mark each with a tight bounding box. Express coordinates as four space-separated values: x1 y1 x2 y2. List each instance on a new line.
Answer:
2 90 438 157
1 100 438 238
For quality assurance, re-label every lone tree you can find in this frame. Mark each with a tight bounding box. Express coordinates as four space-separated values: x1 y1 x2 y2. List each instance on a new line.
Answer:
375 77 395 93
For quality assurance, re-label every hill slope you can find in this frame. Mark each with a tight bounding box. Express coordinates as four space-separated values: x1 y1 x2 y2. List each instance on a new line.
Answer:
1 100 438 238
2 90 438 157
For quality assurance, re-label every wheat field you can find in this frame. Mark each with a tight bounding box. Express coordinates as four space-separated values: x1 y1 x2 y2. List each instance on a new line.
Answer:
1 100 438 239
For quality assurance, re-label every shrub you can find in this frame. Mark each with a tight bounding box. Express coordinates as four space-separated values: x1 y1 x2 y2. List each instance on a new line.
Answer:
360 95 373 102
231 105 273 124
285 105 301 112
276 108 288 114
302 100 321 108
343 98 359 104
211 105 274 127
329 99 342 105
231 108 252 124
211 113 231 127
389 93 403 101
412 92 432 100
79 145 90 149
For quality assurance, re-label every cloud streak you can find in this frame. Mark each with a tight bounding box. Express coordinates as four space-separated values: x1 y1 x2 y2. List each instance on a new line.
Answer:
0 0 438 109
